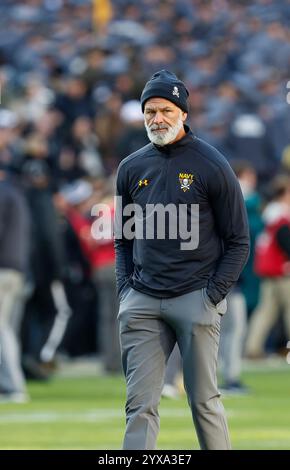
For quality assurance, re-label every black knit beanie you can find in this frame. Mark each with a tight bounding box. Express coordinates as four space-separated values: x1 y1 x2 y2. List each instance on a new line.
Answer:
141 70 189 113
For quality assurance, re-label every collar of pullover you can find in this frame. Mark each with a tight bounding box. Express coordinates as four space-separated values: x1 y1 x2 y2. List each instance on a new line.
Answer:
153 125 195 155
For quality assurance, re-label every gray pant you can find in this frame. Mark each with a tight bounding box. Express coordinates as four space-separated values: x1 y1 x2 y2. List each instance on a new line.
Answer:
219 291 247 383
245 278 290 356
118 287 231 450
0 269 26 394
94 265 121 373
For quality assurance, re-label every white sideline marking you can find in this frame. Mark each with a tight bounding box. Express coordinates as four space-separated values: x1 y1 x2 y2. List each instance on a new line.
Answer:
0 410 122 424
0 408 237 424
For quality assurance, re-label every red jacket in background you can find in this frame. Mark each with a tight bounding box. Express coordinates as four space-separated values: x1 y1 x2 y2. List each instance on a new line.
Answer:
254 202 290 277
67 206 115 271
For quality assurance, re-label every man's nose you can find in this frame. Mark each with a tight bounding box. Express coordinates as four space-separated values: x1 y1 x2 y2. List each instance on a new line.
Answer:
153 111 163 124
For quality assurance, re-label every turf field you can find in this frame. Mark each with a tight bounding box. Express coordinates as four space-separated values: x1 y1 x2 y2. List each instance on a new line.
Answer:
0 361 290 450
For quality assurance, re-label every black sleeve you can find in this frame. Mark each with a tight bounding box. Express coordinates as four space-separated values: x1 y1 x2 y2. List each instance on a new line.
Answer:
207 161 250 305
276 224 290 259
114 163 135 297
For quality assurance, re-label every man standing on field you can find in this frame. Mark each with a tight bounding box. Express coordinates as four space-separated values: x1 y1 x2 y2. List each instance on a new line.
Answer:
115 70 250 449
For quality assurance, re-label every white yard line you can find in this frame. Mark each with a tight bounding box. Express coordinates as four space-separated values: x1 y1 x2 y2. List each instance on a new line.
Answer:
0 408 238 424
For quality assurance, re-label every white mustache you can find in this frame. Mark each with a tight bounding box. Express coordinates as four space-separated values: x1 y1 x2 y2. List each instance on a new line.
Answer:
150 125 169 131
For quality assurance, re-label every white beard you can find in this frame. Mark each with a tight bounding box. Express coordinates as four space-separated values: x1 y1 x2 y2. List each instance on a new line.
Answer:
145 115 184 146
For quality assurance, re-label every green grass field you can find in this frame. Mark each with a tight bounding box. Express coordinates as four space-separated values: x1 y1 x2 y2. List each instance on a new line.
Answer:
1 362 290 450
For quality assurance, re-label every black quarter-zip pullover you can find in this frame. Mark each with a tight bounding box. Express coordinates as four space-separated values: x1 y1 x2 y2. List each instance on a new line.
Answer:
115 126 250 305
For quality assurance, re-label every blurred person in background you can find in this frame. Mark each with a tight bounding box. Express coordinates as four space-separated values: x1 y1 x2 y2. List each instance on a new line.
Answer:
116 100 149 164
218 161 264 394
245 175 290 358
68 115 104 178
218 285 249 394
59 178 120 374
53 76 95 132
0 110 30 403
226 107 279 192
54 145 87 185
232 161 264 316
94 92 124 171
92 178 121 373
20 140 71 379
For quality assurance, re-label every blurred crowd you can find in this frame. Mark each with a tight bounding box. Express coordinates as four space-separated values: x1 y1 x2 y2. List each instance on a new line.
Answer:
1 0 290 401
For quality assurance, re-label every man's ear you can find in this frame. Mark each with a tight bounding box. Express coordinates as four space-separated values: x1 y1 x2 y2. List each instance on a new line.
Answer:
182 112 188 122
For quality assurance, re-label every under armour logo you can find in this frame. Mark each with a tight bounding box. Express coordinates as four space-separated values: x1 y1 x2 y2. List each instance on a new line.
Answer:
138 179 149 187
172 86 179 98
